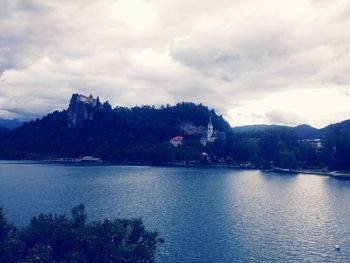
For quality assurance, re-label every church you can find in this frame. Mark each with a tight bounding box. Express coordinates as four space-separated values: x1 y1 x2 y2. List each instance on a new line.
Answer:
170 115 225 147
200 116 216 146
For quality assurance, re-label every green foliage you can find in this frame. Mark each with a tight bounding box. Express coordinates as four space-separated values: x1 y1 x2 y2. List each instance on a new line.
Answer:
71 204 87 228
327 129 350 169
0 205 163 263
0 208 8 262
230 127 318 169
152 142 175 163
176 146 201 162
232 138 260 162
274 149 297 170
224 156 234 165
0 103 231 165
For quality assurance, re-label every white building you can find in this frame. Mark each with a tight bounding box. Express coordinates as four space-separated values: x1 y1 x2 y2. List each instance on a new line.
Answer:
77 94 99 107
207 117 215 143
299 138 323 149
201 116 216 146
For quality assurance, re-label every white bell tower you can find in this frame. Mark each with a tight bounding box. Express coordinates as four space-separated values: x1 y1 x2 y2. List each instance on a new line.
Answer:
207 116 214 142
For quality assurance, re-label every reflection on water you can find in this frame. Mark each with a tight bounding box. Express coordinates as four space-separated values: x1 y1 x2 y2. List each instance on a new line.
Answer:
0 161 349 262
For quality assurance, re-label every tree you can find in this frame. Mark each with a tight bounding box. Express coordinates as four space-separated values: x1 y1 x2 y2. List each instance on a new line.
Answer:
224 156 234 166
102 101 112 111
0 208 7 261
96 96 101 108
232 139 259 162
152 142 175 163
274 149 297 170
333 130 350 169
0 205 163 262
94 141 111 160
71 204 87 228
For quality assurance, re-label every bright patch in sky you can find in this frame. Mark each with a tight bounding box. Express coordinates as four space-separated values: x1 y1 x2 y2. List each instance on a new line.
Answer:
228 88 350 128
111 0 156 30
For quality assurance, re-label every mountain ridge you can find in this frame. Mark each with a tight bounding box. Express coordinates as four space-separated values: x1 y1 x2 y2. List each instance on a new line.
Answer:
232 121 350 139
0 119 23 129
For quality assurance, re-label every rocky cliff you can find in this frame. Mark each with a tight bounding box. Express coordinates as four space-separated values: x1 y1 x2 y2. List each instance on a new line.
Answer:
67 93 101 128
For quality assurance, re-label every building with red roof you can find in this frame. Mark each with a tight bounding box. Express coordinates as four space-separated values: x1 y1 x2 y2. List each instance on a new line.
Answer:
170 136 184 147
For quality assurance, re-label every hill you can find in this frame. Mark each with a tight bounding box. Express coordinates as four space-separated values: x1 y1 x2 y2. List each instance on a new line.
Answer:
0 119 23 129
1 93 350 170
232 124 283 133
232 123 320 139
294 124 319 139
321 120 350 134
0 94 231 162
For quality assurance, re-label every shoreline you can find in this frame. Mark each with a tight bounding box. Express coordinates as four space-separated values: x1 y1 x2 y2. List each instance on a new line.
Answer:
264 167 350 178
2 159 350 178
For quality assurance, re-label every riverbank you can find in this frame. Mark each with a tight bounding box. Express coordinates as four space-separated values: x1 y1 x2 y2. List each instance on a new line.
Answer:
267 167 350 178
3 159 350 178
47 160 350 178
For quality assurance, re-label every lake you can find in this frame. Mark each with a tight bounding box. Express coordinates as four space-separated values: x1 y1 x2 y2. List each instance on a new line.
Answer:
0 161 349 262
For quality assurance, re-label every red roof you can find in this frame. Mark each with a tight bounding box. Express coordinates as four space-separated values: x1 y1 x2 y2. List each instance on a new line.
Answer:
170 136 184 141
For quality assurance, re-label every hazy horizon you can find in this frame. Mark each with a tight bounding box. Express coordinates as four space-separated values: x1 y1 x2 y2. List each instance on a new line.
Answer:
1 0 350 128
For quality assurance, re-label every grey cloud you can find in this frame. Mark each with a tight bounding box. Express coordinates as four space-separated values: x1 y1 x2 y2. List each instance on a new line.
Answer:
265 110 305 126
1 0 350 126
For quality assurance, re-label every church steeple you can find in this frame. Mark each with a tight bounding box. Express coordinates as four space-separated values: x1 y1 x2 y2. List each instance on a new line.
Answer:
207 115 214 141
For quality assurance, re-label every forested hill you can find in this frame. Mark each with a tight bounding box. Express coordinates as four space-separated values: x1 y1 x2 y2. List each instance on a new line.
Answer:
232 124 320 139
1 93 350 170
232 121 350 140
0 119 23 129
0 94 231 162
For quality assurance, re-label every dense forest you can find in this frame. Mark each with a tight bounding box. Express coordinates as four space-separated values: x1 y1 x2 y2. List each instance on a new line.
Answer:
0 205 163 262
0 94 350 170
229 120 350 170
0 97 232 164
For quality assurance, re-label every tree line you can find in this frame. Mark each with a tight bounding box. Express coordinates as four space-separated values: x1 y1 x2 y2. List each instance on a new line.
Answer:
0 102 350 170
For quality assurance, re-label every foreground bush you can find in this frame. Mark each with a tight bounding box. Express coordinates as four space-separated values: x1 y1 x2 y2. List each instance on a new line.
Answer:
0 205 163 262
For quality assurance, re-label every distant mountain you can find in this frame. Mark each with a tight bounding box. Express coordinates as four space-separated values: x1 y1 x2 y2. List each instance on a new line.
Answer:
321 120 350 134
232 120 350 140
232 124 287 133
294 124 319 139
232 123 320 139
0 119 23 129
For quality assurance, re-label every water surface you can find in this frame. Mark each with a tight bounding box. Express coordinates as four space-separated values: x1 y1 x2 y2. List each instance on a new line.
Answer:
0 161 349 262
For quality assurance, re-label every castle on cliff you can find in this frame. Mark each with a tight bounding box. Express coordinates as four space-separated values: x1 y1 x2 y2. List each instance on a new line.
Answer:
76 94 100 107
67 93 102 128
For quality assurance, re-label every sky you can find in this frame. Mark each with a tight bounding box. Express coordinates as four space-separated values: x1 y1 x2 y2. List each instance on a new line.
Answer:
1 0 350 128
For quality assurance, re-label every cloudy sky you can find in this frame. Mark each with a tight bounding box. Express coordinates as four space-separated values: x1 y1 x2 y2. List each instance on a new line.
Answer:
1 0 350 128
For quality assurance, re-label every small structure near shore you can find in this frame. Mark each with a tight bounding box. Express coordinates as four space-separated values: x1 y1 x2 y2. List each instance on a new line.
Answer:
79 156 102 163
170 136 184 147
47 156 102 163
